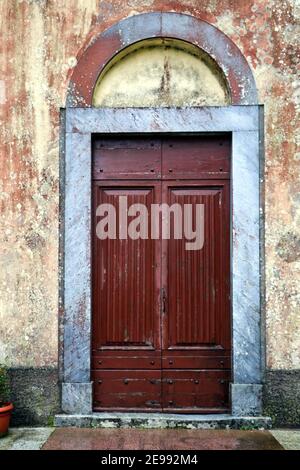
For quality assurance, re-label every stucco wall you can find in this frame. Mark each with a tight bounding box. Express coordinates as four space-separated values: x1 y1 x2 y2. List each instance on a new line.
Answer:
0 0 299 373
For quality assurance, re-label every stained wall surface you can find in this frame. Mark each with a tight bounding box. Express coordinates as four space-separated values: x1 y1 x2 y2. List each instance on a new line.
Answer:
0 0 299 374
93 40 230 106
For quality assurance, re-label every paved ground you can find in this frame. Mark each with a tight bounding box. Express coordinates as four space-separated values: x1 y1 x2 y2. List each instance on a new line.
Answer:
0 427 299 450
270 430 300 450
42 428 284 450
0 428 54 450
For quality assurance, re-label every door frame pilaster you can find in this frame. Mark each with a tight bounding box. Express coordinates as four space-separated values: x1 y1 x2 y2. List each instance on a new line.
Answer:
60 106 263 416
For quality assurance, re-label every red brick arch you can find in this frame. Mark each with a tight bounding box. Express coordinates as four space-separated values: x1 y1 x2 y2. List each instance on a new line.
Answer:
67 12 257 107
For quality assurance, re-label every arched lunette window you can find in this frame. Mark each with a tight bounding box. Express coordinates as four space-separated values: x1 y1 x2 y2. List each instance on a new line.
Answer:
92 38 230 107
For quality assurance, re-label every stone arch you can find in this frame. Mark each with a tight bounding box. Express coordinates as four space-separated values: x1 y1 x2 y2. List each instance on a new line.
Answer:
67 12 258 107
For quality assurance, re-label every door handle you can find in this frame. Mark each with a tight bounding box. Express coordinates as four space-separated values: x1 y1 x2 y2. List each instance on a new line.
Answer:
161 288 167 314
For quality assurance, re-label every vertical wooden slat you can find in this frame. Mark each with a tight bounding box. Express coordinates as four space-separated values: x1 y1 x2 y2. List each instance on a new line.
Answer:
93 184 159 348
163 183 230 350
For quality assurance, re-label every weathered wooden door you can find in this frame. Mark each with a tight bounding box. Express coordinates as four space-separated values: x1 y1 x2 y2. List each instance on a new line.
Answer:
92 136 231 412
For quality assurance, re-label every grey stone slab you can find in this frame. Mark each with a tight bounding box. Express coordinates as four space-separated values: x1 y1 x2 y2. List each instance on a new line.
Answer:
0 428 54 451
62 383 93 414
271 430 300 450
66 107 259 134
232 131 261 385
64 132 91 383
54 413 271 430
231 384 263 416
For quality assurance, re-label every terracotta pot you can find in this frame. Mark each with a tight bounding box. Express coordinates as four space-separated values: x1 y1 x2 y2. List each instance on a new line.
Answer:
0 403 13 437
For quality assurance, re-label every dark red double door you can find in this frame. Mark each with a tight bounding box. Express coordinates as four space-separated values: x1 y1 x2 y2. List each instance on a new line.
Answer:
92 136 231 412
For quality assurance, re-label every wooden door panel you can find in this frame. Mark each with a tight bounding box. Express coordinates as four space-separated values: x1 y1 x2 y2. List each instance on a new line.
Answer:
162 370 230 412
93 137 161 179
162 181 231 360
162 135 231 180
92 351 161 370
162 353 231 369
92 181 161 355
93 370 161 411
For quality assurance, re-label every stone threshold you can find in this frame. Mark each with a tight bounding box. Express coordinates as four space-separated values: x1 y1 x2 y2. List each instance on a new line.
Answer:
55 413 272 430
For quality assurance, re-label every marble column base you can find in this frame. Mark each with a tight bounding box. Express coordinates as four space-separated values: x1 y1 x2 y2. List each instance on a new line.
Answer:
62 382 93 414
231 383 263 416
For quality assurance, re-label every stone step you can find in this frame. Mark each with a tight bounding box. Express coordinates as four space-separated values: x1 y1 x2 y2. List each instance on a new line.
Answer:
55 413 272 430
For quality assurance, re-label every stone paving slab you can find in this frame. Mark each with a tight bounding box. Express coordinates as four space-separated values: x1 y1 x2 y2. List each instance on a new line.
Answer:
0 427 54 450
270 430 300 450
42 428 284 450
2 427 298 451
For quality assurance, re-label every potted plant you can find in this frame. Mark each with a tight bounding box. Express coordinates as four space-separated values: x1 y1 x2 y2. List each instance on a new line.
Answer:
0 365 13 437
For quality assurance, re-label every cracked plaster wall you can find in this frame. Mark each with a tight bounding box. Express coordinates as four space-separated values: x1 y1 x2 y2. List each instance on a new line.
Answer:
0 0 299 371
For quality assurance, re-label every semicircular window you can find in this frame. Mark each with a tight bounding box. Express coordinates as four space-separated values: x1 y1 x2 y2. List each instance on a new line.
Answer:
93 38 231 107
